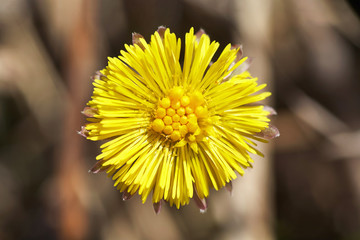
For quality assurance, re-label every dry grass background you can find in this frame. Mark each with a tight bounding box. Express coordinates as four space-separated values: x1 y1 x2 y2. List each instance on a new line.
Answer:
0 0 359 239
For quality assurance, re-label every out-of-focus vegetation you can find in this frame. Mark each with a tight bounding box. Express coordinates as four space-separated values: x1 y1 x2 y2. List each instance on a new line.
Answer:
0 0 359 239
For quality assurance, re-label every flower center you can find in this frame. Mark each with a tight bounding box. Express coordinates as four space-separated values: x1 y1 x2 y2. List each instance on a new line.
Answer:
151 87 208 142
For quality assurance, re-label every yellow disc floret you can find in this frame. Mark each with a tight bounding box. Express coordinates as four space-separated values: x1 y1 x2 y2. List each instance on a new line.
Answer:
195 106 208 118
151 87 209 142
163 116 173 125
180 116 188 125
185 106 193 114
152 118 165 132
172 122 180 130
180 95 190 106
169 87 184 100
170 130 181 141
177 107 185 116
156 108 166 118
160 97 171 108
163 125 173 135
172 114 180 122
179 125 188 136
167 108 176 117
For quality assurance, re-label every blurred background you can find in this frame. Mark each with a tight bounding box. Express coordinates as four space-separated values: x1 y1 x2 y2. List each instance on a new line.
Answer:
0 0 360 239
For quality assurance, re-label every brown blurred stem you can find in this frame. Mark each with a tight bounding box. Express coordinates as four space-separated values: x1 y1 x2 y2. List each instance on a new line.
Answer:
219 0 275 239
54 0 98 239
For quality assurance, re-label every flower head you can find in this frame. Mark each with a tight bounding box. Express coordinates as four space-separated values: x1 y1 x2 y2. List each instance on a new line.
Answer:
81 27 278 212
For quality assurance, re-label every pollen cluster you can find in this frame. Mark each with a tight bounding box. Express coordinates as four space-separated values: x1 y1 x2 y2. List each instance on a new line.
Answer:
151 87 208 142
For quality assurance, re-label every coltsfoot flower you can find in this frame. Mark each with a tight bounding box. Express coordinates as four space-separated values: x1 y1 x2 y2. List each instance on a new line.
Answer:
80 27 279 213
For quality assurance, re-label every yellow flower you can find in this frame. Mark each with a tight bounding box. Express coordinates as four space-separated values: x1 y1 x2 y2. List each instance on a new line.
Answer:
80 27 278 213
